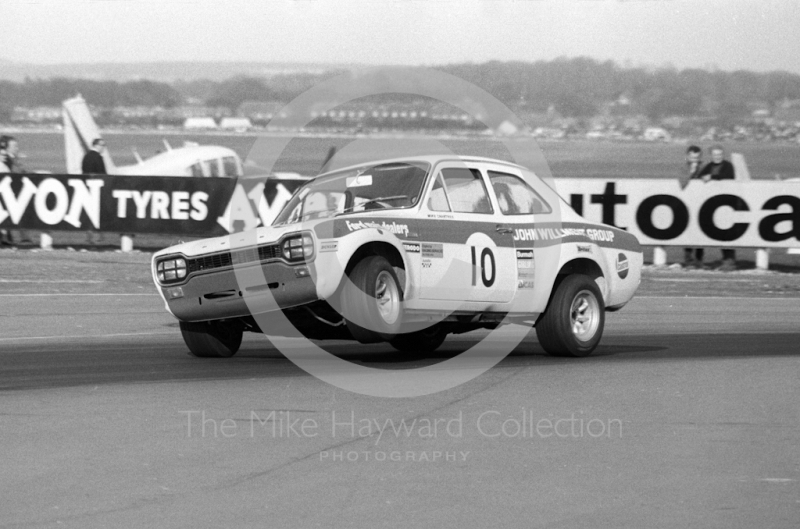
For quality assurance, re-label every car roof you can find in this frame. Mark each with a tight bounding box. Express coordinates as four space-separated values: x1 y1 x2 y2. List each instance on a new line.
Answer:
318 154 527 177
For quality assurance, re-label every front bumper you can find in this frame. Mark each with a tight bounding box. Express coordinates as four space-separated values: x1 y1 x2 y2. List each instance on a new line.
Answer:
160 261 319 322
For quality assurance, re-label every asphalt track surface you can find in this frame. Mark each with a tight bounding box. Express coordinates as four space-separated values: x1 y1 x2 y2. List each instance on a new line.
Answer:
2 292 799 528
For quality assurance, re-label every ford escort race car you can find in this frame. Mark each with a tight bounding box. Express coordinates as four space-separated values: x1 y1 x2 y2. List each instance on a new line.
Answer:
152 155 642 358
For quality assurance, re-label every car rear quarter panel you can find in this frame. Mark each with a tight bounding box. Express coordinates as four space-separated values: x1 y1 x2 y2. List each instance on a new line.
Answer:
549 222 642 311
593 228 642 309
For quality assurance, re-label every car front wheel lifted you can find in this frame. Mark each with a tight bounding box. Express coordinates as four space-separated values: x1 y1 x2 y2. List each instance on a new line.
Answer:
341 255 404 343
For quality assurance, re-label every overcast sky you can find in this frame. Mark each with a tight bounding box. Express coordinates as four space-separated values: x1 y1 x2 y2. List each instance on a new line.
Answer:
2 0 799 74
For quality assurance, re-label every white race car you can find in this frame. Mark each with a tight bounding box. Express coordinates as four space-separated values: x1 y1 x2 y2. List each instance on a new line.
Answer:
153 156 642 358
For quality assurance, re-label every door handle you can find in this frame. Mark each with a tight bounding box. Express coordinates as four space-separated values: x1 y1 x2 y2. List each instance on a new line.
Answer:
495 225 514 234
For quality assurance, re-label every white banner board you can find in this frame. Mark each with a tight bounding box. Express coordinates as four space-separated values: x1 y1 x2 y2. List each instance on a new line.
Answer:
554 179 800 248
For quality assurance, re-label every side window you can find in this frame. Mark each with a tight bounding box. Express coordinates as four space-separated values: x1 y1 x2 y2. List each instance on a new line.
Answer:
190 163 203 177
222 156 239 177
440 167 492 214
427 173 451 211
488 170 551 215
207 159 221 177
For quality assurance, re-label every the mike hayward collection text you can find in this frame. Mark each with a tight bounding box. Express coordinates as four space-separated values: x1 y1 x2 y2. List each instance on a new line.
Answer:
180 410 623 443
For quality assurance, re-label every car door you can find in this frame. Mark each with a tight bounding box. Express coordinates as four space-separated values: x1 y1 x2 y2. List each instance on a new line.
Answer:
485 166 554 298
417 163 516 303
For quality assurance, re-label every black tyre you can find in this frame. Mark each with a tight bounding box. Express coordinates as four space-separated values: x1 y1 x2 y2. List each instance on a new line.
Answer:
390 324 447 354
536 274 605 357
179 320 243 358
341 255 403 343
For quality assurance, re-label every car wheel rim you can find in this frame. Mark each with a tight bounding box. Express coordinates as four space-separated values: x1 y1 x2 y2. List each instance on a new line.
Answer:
570 290 599 342
375 271 400 325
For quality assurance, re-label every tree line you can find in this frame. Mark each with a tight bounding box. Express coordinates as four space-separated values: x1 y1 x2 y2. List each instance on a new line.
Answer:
441 58 800 120
2 58 800 122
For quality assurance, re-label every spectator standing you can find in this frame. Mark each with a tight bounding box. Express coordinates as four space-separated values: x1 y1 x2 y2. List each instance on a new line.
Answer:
0 137 11 245
0 136 10 173
81 138 108 246
698 144 735 181
1 135 22 172
698 145 737 271
682 145 705 268
0 136 26 245
82 139 108 174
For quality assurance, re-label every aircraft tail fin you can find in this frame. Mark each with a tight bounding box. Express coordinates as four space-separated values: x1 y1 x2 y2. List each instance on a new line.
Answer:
731 152 751 182
62 95 116 174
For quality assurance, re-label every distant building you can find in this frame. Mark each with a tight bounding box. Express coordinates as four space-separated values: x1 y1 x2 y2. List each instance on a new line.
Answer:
219 117 253 131
184 117 218 130
169 106 231 119
239 101 287 120
11 106 61 122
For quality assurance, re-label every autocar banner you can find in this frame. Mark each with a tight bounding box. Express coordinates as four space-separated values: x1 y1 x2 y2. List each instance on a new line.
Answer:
2 173 797 247
0 173 307 236
555 179 800 248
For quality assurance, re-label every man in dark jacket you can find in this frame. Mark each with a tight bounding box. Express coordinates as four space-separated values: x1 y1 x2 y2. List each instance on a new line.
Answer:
0 136 26 245
683 145 705 268
698 145 734 181
0 135 21 172
81 138 107 245
698 145 737 271
0 136 14 245
82 139 107 174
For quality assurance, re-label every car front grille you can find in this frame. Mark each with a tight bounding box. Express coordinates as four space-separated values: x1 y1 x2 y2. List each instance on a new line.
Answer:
186 243 282 274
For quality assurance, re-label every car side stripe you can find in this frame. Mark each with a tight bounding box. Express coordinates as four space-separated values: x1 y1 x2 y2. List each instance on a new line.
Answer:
313 218 641 253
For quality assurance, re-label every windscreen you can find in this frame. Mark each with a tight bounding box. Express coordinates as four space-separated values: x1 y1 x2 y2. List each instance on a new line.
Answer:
273 161 430 225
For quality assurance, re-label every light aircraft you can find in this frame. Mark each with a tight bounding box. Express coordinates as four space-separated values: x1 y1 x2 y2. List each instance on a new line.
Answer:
62 95 244 177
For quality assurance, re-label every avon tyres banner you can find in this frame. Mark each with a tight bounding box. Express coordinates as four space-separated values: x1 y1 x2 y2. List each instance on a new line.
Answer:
555 179 800 248
0 173 307 236
3 173 798 247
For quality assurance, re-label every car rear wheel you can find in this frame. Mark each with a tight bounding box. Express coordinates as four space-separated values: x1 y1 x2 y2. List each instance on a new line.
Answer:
536 274 604 357
341 255 404 343
390 324 447 354
179 320 243 358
